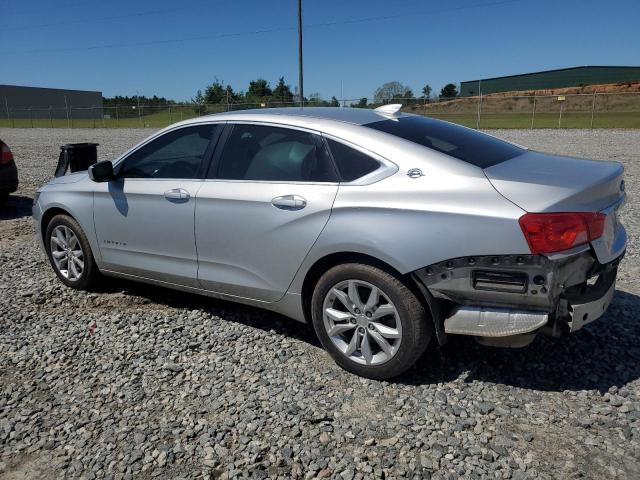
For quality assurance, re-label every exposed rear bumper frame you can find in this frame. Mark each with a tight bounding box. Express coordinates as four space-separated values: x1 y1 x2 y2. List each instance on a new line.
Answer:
413 249 623 344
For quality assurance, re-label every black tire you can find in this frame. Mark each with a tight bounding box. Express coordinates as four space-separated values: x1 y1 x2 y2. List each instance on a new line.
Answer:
45 214 99 290
311 263 432 380
0 192 8 205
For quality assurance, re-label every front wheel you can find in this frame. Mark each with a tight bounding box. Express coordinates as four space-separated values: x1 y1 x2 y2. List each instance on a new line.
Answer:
311 263 432 379
45 214 99 290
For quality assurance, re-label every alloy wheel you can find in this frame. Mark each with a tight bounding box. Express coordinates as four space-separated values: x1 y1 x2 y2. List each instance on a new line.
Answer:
322 279 402 365
50 225 85 281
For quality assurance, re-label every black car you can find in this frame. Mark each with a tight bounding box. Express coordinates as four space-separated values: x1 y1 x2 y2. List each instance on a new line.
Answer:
0 139 18 204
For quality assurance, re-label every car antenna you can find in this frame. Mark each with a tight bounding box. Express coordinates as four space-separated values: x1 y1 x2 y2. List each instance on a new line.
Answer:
374 104 403 117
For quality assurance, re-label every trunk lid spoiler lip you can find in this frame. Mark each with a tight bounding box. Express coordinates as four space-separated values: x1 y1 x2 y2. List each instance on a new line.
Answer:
482 150 624 214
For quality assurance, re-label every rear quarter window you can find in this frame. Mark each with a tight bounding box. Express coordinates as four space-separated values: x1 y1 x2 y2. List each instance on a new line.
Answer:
326 139 380 182
365 115 524 168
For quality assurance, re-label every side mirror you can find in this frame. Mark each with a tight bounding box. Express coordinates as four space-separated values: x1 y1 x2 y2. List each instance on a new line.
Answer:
88 160 114 182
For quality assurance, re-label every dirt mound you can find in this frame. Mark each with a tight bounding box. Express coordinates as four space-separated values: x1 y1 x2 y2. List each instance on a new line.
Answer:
485 81 640 97
403 81 640 116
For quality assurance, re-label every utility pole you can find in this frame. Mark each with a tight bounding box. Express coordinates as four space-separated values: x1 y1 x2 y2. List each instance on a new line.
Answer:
297 0 304 107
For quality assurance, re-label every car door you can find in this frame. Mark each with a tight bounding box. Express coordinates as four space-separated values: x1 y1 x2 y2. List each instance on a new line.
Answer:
195 122 339 302
93 123 221 286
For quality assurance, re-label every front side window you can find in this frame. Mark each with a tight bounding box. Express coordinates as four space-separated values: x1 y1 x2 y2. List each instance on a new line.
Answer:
214 124 337 182
365 115 524 168
120 125 218 179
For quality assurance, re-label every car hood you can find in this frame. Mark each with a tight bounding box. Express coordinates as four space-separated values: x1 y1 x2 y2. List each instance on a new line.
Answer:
47 171 88 185
484 150 624 213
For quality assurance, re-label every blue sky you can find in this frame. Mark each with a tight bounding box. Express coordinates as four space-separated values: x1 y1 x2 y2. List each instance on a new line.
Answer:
1 0 639 101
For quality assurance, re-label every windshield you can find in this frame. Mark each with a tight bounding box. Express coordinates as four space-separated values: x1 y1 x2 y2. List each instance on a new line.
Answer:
365 115 524 168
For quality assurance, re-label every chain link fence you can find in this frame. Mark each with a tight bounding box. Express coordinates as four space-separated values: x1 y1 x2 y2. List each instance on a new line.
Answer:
2 92 639 129
404 91 640 129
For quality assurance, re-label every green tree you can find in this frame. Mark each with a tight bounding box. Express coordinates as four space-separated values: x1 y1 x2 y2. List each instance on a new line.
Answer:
306 93 329 106
353 97 368 108
192 90 204 104
204 79 227 104
103 95 175 107
272 77 293 101
373 81 412 103
191 90 205 114
422 84 432 100
330 96 340 107
248 78 272 98
440 83 459 99
224 85 237 103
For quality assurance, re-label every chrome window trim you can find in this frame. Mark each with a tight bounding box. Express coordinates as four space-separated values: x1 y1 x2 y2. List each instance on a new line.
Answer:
201 178 339 186
210 120 341 185
222 120 323 135
321 133 398 186
111 121 227 170
112 177 206 182
111 120 397 186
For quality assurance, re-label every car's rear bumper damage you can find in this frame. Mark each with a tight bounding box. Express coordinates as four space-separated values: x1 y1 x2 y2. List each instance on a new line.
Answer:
414 247 623 347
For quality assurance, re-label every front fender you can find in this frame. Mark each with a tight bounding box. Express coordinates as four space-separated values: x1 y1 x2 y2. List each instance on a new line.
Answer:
37 184 101 265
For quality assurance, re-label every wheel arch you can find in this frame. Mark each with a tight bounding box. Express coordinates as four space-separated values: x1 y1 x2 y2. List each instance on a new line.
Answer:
40 206 77 244
300 252 442 339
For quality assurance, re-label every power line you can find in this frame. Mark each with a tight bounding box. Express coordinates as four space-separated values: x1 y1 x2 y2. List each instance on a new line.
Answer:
0 0 524 55
1 0 100 16
308 0 524 30
0 25 296 54
1 0 223 31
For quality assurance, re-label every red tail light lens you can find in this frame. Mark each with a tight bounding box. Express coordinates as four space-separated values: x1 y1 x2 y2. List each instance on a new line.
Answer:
0 141 13 165
519 212 606 254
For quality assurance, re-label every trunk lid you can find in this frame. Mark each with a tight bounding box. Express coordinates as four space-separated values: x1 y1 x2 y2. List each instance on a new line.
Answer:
484 150 624 213
484 150 626 264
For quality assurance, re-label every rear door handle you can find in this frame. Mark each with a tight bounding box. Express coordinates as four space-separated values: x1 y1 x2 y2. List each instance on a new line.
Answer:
272 195 307 211
164 188 190 201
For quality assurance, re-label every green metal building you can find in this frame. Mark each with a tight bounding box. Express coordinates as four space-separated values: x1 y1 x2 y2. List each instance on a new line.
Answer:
460 66 640 97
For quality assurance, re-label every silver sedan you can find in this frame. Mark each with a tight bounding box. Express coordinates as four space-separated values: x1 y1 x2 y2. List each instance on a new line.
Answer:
33 106 627 379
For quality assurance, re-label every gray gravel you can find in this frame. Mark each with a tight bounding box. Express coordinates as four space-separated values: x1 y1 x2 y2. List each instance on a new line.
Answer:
1 127 640 479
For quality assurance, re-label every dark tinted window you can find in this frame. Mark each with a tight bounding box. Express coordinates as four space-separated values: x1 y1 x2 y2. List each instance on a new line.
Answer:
365 116 524 168
215 124 337 182
326 139 380 182
121 125 217 178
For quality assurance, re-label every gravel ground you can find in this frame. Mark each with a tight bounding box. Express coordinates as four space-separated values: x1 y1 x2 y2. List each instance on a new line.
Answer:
1 128 639 480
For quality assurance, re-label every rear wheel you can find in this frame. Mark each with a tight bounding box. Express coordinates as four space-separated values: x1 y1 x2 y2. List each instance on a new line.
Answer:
45 214 99 289
311 263 432 379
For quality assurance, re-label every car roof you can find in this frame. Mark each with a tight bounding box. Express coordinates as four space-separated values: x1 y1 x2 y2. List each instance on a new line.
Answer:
194 107 404 126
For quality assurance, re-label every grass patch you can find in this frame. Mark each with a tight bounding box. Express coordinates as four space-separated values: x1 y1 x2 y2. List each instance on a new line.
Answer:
1 110 639 129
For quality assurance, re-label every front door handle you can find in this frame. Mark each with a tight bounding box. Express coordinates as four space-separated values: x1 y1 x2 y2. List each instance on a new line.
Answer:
272 195 307 211
164 188 190 201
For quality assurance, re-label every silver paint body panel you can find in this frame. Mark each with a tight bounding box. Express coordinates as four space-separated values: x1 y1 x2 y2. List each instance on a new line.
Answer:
93 178 203 287
33 108 627 325
195 179 338 302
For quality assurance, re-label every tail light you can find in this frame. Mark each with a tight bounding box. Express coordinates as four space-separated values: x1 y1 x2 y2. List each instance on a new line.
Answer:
519 212 606 254
0 141 13 165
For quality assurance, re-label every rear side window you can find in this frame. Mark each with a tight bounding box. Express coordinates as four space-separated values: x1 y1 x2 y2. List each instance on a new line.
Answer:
326 139 380 182
365 116 524 168
214 124 337 182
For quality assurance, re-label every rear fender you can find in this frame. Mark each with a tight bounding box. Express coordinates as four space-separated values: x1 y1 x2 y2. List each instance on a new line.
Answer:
289 182 529 295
